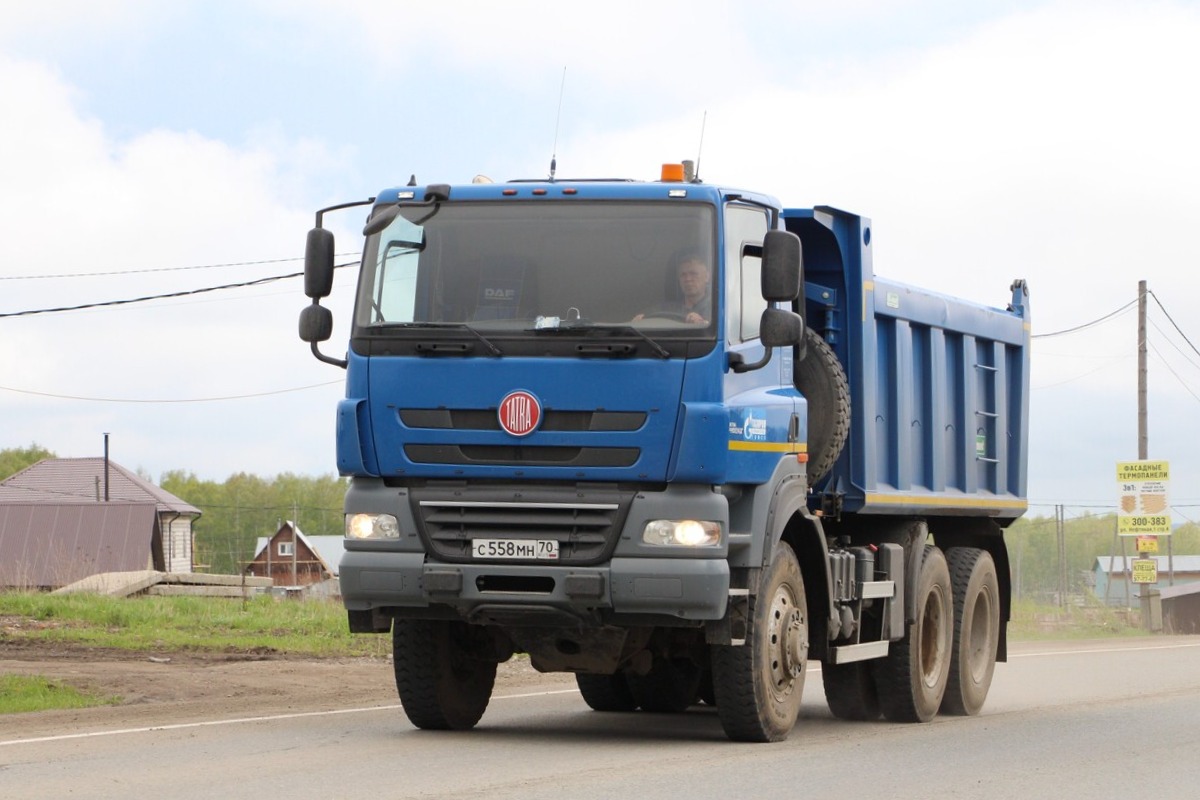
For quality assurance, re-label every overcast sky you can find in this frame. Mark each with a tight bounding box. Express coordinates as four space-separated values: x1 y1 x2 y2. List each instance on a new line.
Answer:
2 0 1198 518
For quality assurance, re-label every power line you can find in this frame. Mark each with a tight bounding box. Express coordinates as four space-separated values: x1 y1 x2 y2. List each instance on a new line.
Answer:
0 379 343 404
0 260 359 318
0 253 361 281
1148 340 1200 405
1149 289 1200 359
1032 298 1137 339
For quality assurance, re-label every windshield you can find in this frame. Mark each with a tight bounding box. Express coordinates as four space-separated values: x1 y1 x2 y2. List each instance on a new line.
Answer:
355 200 716 335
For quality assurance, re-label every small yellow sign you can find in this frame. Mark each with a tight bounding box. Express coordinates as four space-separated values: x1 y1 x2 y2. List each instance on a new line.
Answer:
1136 535 1159 554
1131 558 1158 585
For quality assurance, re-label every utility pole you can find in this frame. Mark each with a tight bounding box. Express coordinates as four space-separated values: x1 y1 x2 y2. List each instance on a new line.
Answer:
1138 280 1148 462
1137 280 1152 630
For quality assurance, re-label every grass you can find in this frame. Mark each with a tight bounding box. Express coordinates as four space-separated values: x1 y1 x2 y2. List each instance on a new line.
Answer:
0 592 390 658
1007 596 1150 640
0 674 119 714
1 591 1150 656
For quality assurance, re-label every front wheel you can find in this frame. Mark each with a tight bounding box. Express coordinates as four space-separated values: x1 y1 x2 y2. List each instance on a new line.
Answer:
873 545 952 723
711 543 809 742
392 619 496 730
941 548 1000 716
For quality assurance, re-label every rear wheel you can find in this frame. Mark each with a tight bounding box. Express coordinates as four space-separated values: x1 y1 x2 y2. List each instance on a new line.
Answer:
822 661 881 721
392 619 496 730
576 673 638 712
941 548 1000 716
711 543 808 742
873 545 952 723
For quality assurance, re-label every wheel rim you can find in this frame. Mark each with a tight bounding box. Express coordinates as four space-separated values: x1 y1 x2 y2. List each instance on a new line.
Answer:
966 587 993 683
766 582 808 697
918 585 947 690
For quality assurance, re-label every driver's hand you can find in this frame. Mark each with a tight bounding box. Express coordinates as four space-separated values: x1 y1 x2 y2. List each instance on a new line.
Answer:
685 312 706 324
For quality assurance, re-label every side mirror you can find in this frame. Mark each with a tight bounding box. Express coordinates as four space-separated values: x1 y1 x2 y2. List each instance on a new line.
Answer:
761 230 802 301
299 303 333 343
304 228 336 299
730 309 804 373
760 308 803 349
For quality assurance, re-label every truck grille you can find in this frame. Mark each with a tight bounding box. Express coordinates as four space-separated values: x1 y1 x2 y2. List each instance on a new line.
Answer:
411 486 632 565
400 409 646 432
405 444 639 467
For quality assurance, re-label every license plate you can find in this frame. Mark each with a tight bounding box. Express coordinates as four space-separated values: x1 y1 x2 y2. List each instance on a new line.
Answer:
472 538 559 560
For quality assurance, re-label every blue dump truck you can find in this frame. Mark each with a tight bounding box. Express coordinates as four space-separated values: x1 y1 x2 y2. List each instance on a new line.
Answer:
299 163 1030 742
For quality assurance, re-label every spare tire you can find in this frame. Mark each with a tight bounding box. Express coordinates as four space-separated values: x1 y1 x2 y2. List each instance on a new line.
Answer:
793 327 850 485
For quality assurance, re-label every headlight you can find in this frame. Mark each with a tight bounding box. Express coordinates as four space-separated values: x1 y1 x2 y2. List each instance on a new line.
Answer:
642 519 721 547
346 513 400 540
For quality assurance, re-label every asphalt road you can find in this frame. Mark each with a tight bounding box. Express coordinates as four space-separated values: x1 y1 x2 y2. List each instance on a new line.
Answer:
3 637 1200 800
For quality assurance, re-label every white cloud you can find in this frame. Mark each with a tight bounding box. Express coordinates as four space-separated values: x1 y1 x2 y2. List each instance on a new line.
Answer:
0 52 349 480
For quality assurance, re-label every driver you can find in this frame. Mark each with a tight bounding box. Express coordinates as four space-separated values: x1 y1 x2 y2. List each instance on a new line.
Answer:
634 250 711 324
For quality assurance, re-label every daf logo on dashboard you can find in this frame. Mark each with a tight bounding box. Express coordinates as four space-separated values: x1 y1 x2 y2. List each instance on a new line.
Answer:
498 390 541 437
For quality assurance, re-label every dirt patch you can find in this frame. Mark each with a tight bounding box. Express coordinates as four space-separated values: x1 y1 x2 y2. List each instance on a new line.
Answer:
0 639 575 742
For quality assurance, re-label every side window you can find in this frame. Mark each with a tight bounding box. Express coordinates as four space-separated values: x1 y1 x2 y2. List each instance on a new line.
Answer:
723 205 770 342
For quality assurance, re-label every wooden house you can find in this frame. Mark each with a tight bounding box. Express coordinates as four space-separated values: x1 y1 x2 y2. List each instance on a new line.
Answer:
245 521 343 590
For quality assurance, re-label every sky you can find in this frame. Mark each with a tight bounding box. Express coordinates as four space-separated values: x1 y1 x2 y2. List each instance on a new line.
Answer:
2 0 1199 518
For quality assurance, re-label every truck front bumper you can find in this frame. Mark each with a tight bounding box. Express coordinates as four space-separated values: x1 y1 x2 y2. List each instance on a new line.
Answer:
339 550 729 623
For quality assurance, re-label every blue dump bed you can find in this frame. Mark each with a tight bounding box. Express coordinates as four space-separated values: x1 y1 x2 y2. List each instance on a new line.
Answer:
786 207 1030 520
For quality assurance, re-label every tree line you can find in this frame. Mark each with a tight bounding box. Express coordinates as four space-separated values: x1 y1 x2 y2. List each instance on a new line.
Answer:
3 444 1196 587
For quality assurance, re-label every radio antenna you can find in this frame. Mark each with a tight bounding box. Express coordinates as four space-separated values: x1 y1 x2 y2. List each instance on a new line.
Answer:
693 110 707 183
549 67 567 181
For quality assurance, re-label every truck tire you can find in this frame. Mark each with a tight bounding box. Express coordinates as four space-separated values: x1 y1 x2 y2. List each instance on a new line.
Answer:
392 619 496 730
822 661 881 721
941 547 1000 716
711 543 808 742
872 545 952 723
793 328 850 485
627 657 702 713
576 673 638 712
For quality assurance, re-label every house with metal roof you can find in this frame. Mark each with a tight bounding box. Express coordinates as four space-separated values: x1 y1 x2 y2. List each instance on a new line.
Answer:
0 458 201 581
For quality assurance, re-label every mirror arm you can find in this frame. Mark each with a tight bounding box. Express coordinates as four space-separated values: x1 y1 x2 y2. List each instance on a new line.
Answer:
728 349 773 374
310 339 347 369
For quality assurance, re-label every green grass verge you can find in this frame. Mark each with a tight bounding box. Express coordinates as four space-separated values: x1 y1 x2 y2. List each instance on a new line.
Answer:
0 592 390 658
0 674 119 714
1008 597 1150 640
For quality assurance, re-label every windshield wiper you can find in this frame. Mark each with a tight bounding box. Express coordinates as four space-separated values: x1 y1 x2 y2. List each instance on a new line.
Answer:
377 322 502 356
530 320 670 359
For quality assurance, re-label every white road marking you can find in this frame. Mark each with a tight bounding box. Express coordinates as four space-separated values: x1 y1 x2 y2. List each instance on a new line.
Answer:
0 689 580 747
